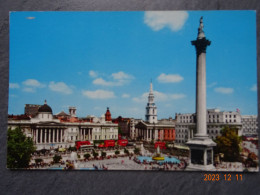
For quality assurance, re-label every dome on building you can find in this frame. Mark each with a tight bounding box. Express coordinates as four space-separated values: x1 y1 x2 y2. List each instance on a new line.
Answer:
38 100 53 113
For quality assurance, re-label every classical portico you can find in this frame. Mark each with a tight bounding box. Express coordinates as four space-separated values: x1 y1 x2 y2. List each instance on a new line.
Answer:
135 121 175 142
31 122 66 149
79 127 93 140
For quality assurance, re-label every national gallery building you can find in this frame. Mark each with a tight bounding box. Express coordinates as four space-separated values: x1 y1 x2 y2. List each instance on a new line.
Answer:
8 101 118 150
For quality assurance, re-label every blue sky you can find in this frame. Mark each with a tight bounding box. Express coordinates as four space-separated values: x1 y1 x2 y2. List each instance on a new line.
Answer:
9 11 257 119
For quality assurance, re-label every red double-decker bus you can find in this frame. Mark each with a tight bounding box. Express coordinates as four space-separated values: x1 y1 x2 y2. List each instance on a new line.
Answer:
98 139 128 148
75 141 93 150
154 142 166 150
104 140 115 147
117 139 128 147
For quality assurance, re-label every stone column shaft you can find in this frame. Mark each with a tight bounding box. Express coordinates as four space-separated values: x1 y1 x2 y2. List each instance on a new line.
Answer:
196 52 207 137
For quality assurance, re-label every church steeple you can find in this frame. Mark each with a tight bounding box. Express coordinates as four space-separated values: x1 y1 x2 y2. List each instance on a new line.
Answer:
145 81 157 123
149 81 153 93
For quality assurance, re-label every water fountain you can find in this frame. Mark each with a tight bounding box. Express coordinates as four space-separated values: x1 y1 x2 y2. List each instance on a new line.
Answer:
152 145 165 161
70 151 79 169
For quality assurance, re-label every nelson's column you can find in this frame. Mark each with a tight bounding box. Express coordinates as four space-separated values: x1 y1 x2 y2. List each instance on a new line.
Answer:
186 17 216 171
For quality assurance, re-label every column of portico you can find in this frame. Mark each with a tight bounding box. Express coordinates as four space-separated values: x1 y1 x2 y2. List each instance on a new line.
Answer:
52 129 55 143
61 129 64 142
42 129 45 143
44 129 46 143
40 129 43 143
55 128 59 143
59 129 61 142
36 129 38 143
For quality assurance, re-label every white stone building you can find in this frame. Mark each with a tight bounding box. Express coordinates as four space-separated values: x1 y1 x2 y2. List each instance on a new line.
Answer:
129 118 142 139
175 109 243 144
8 101 118 150
241 115 258 135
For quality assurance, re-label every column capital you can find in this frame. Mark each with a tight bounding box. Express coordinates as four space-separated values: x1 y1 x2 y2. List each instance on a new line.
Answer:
191 37 211 55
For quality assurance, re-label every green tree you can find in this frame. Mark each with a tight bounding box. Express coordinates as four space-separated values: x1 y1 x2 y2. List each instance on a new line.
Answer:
84 153 91 159
68 146 76 152
101 151 107 158
7 127 36 169
115 150 120 155
92 150 99 158
53 155 62 163
134 148 140 155
124 148 129 154
214 126 242 162
35 158 43 165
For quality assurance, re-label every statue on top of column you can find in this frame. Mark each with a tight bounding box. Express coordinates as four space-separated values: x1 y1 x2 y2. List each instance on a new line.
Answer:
197 16 205 39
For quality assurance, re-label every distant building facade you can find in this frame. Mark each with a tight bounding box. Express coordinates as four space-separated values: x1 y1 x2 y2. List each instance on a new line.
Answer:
241 115 258 135
175 109 245 144
8 101 118 150
24 104 41 116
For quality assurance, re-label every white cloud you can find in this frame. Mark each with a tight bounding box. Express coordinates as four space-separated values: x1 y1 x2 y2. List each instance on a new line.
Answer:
207 82 217 88
93 78 119 87
157 73 183 83
82 89 115 99
49 81 73 95
144 11 188 31
250 84 257 91
23 79 45 88
23 87 35 93
112 71 134 80
89 70 98 78
133 90 186 102
9 83 20 89
122 93 130 98
214 87 234 94
93 71 134 87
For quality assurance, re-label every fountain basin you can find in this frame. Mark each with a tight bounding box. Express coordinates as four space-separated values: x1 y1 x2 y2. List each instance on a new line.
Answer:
138 156 180 164
152 156 165 161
